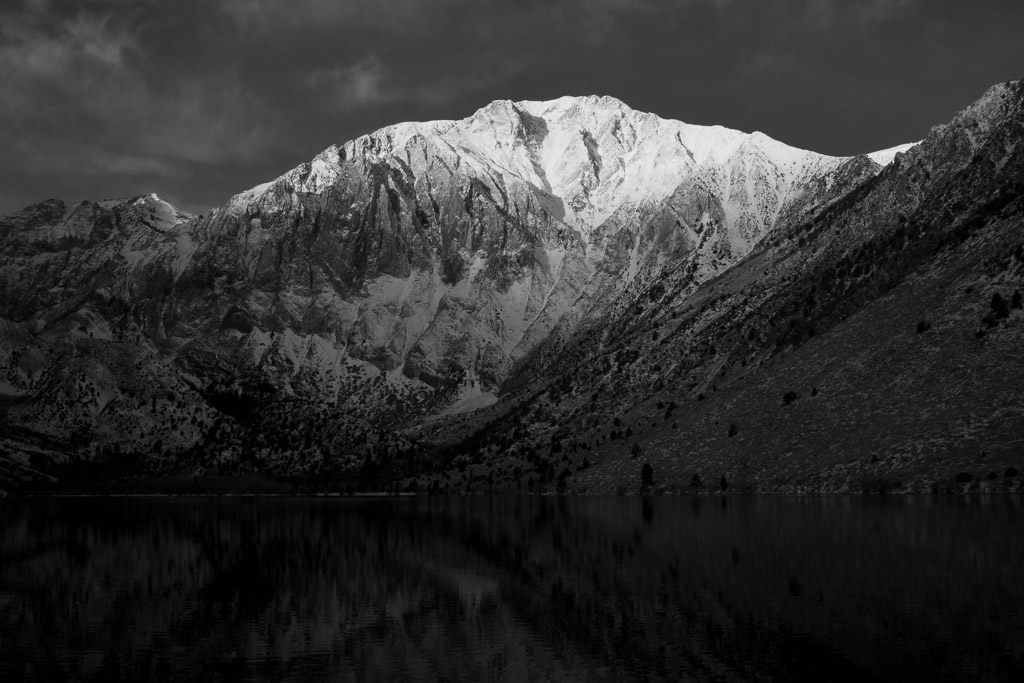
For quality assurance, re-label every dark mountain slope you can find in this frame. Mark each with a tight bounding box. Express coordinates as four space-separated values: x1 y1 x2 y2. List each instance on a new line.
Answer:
415 81 1024 494
585 206 1024 494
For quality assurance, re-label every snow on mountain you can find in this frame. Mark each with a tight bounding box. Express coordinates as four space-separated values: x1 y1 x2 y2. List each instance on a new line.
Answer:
431 80 1024 496
131 193 194 231
867 142 920 166
206 95 865 400
3 81 1024 490
1 91 949 482
236 95 846 241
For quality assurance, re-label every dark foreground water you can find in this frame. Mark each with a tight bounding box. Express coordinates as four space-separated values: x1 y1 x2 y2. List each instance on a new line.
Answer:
1 496 1022 682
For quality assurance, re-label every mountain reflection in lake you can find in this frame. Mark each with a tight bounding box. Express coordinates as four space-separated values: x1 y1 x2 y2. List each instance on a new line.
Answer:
1 496 1022 681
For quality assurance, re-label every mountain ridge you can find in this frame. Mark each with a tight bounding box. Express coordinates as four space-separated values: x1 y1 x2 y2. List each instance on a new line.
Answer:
425 80 1024 495
1 82 1022 494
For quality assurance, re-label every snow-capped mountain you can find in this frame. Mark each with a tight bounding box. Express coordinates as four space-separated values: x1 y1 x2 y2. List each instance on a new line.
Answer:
431 81 1024 496
4 83 1021 493
184 95 873 396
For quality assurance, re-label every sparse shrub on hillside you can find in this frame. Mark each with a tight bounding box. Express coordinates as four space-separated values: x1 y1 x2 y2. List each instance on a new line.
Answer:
1006 467 1020 478
810 387 818 397
664 400 676 418
782 391 798 406
916 319 931 333
630 443 642 458
690 473 702 490
557 468 571 493
955 472 974 484
719 475 728 491
860 477 890 495
728 422 737 437
991 292 1010 319
641 462 653 489
1013 291 1023 309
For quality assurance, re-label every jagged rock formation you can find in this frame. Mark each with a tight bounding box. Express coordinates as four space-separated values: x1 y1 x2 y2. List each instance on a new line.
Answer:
2 84 1022 492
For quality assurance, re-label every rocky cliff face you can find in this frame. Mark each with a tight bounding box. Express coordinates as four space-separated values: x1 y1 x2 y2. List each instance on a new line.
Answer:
423 81 1024 495
163 95 863 397
5 85 1019 491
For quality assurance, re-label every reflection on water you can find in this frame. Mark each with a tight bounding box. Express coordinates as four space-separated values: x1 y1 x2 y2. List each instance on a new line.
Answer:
1 496 1023 681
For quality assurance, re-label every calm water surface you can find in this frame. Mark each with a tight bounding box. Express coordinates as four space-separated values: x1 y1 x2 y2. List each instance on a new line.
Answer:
1 495 1022 681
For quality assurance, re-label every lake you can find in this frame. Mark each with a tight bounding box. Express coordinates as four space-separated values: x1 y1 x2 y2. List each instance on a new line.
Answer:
1 495 1022 681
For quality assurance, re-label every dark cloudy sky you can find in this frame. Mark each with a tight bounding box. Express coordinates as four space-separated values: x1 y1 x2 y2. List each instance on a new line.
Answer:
1 0 1021 215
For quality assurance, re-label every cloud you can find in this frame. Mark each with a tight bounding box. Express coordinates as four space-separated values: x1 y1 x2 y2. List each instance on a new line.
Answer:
21 0 49 13
0 7 270 173
216 0 737 48
217 0 459 32
308 58 388 109
733 0 920 81
795 0 918 32
0 12 135 85
86 151 181 178
285 1 740 113
737 51 805 80
849 0 917 29
307 56 506 112
208 0 768 120
0 3 283 214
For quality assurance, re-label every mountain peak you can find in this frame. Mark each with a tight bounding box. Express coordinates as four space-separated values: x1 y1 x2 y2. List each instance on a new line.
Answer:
515 94 630 116
231 92 855 240
937 79 1023 145
464 95 636 136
